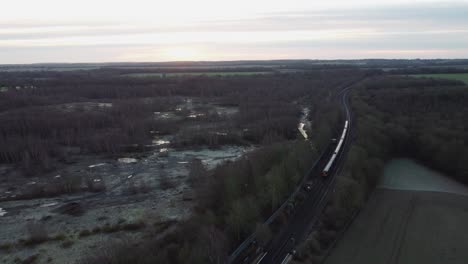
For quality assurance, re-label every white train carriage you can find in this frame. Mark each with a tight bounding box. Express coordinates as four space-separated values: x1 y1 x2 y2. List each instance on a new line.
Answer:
322 120 348 176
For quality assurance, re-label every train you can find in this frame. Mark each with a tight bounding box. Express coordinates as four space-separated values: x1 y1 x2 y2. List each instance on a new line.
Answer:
322 120 348 176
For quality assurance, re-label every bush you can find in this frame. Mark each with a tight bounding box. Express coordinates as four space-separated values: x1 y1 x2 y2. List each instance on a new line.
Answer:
61 239 74 249
19 254 39 264
79 230 92 237
0 242 13 251
24 222 48 245
122 221 146 231
52 233 66 241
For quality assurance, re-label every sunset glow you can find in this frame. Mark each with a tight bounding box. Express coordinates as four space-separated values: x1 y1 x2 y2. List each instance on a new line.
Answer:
1 0 468 63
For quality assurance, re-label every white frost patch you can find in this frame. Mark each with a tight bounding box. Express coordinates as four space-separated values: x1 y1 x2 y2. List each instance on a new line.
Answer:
118 158 138 164
0 208 6 217
172 146 255 169
40 202 58 208
188 113 205 118
158 148 170 157
177 161 189 164
127 175 133 179
154 112 172 119
98 103 112 108
55 175 61 178
28 181 37 185
93 179 101 182
88 163 106 168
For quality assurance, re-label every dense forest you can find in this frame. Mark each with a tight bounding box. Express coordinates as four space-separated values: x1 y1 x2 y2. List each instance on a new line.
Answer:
0 69 360 177
0 69 365 263
294 75 468 262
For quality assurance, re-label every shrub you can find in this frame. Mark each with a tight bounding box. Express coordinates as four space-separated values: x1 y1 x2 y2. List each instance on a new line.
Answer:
52 233 66 241
21 254 39 264
61 240 74 249
24 222 48 245
0 242 13 251
101 223 120 233
79 230 92 237
122 221 146 231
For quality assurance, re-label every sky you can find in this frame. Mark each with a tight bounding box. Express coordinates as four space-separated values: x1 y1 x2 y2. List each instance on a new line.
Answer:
1 0 468 63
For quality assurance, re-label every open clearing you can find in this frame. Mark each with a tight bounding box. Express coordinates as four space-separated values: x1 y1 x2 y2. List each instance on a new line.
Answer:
0 97 253 263
410 73 468 84
326 159 468 264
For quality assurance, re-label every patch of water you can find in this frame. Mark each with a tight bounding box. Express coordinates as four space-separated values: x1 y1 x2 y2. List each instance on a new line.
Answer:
152 139 170 146
298 122 308 140
297 107 310 140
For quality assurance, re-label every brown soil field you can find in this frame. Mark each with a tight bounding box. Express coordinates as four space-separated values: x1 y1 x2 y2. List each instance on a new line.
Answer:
326 188 468 264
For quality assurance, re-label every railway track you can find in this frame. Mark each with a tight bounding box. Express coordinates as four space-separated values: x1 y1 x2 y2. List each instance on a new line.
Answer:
259 81 358 264
229 78 362 264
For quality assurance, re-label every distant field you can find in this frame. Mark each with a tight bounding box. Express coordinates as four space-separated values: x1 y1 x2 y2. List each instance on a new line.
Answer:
380 159 468 195
326 189 468 264
123 71 272 78
326 159 468 264
410 73 468 84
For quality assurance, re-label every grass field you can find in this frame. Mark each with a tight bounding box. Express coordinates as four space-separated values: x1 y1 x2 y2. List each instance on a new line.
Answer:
326 159 468 264
410 73 468 84
124 71 272 78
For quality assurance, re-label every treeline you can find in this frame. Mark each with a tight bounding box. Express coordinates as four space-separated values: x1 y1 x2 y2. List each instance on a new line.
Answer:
389 67 468 75
106 66 274 74
0 98 174 175
295 75 468 262
354 76 468 183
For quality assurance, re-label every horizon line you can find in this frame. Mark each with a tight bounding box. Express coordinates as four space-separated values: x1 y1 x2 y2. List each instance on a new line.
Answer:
2 58 468 67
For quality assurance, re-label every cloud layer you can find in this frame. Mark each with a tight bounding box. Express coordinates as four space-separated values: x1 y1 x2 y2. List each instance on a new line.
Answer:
1 1 468 63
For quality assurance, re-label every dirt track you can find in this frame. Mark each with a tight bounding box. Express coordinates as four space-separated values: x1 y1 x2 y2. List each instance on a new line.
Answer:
326 188 468 264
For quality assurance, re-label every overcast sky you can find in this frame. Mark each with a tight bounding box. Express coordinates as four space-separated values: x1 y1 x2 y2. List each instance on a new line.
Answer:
1 0 468 63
